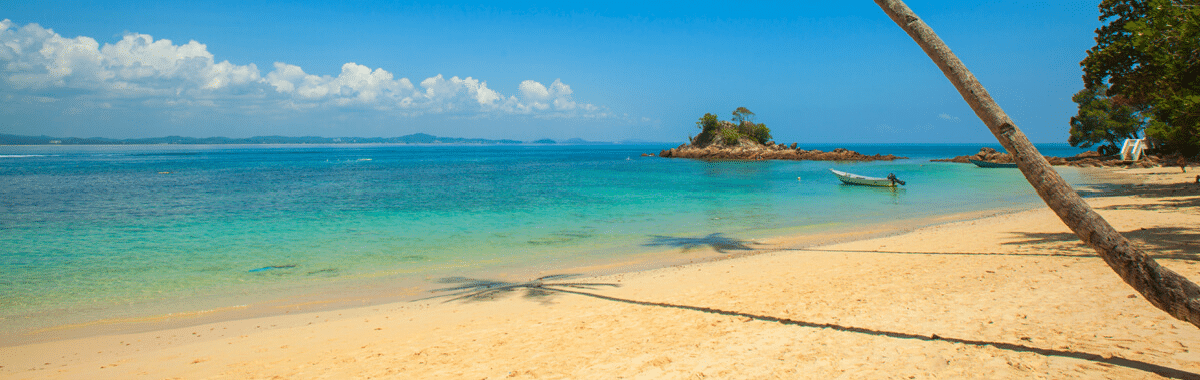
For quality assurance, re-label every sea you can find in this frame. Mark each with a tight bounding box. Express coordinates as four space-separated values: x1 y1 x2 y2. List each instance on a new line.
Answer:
0 143 1101 343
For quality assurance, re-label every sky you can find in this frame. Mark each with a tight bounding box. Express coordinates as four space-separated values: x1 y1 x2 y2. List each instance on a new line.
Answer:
1 1 1105 143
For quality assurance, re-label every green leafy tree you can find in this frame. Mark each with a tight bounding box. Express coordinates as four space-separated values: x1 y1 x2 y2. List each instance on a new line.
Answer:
736 121 755 139
732 107 755 124
692 108 772 146
694 113 721 146
732 107 770 144
1081 0 1200 155
736 121 771 145
1068 84 1146 154
751 123 772 144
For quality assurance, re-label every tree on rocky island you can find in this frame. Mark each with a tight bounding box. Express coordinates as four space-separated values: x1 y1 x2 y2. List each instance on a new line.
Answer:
732 107 755 124
693 113 722 146
693 108 772 147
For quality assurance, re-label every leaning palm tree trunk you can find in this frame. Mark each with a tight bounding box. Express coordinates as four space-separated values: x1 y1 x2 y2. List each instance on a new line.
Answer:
873 0 1200 327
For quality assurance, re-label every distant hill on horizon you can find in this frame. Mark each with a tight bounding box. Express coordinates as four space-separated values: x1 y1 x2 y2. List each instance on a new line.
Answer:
0 133 660 146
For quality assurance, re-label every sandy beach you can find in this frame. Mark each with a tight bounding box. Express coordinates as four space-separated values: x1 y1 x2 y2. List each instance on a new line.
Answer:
3 166 1199 379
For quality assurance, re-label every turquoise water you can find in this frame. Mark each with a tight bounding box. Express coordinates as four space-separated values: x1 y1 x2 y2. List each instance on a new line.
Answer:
0 143 1094 339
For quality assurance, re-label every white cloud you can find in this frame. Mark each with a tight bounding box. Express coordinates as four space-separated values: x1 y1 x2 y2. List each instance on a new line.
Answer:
0 19 606 118
518 80 549 100
266 62 417 108
938 113 960 122
1 20 109 90
515 78 595 115
0 21 261 96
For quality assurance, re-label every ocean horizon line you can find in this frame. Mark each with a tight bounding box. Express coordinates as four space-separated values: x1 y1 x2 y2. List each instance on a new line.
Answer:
0 131 1087 148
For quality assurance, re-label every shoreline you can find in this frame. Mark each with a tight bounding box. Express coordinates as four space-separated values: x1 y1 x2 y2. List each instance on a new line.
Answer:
0 166 1134 346
6 167 1199 378
1 198 1048 347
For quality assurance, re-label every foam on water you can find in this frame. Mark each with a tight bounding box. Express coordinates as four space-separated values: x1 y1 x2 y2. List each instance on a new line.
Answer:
0 143 1096 341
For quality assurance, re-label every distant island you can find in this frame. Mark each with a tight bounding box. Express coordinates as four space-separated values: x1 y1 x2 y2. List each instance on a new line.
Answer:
0 133 626 146
658 108 906 161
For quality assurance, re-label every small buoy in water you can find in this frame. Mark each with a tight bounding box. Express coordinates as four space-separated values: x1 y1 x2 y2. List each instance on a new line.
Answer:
797 176 802 181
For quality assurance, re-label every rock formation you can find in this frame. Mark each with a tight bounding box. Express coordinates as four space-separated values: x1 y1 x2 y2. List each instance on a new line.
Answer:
929 147 1013 164
932 147 1162 168
658 138 906 161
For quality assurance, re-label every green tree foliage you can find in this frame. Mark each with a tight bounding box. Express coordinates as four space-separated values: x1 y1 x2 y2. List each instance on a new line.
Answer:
735 121 754 141
1081 0 1200 155
1068 84 1148 154
732 107 755 124
720 128 741 145
693 108 772 147
735 121 772 145
751 123 771 144
694 113 721 146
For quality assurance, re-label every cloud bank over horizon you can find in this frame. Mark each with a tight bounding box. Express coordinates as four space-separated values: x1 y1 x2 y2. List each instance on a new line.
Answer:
0 20 607 122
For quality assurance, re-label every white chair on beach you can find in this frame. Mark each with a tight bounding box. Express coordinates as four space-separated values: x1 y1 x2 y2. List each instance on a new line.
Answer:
1120 138 1145 161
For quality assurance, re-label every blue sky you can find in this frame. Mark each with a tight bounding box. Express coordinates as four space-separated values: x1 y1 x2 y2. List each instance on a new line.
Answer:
1 1 1102 143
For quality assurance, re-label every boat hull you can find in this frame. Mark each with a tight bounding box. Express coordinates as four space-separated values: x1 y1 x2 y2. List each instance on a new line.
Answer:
829 169 896 187
969 159 1017 168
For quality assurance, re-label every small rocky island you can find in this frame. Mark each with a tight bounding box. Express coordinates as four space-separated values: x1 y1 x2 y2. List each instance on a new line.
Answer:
658 108 906 161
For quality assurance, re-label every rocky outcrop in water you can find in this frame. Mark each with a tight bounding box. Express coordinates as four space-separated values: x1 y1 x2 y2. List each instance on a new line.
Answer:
930 147 1013 164
931 147 1162 168
658 139 906 161
1062 153 1162 168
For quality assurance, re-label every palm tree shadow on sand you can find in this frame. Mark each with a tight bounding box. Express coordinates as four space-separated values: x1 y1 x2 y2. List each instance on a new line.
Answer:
643 233 760 253
418 274 1199 379
419 274 620 303
1003 227 1200 260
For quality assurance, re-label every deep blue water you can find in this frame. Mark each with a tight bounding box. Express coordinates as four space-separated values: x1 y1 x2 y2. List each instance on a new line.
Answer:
0 143 1095 338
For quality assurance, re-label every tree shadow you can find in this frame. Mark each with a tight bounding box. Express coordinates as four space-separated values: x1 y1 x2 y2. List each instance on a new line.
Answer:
419 274 620 303
420 274 1199 380
1092 182 1200 210
1002 231 1086 246
643 233 761 253
1098 196 1200 211
1003 227 1200 260
792 248 1094 259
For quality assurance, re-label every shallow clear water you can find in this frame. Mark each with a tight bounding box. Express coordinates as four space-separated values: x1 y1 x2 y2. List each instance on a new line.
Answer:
0 143 1094 337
